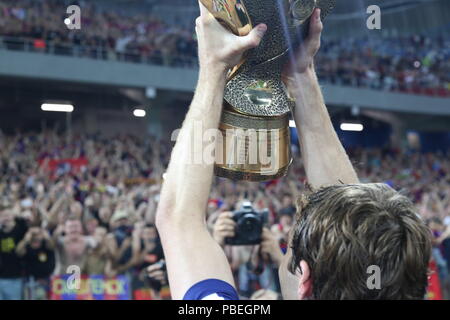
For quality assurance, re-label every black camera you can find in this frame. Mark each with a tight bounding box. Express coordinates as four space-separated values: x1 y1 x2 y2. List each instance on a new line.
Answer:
225 201 268 246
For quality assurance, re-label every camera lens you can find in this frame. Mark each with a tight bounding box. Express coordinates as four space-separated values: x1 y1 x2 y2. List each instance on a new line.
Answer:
239 214 261 242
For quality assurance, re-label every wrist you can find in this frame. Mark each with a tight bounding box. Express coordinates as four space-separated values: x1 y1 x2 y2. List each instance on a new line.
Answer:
199 63 228 81
285 66 317 91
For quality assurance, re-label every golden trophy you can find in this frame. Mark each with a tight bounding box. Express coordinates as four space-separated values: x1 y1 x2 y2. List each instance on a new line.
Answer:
201 0 336 181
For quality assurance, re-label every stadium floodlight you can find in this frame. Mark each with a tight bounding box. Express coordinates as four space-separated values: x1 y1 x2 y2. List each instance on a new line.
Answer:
41 103 74 113
133 109 146 117
289 120 296 128
340 123 364 132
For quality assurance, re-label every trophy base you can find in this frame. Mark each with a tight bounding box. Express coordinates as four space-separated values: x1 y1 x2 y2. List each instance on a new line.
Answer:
214 163 291 182
214 108 292 182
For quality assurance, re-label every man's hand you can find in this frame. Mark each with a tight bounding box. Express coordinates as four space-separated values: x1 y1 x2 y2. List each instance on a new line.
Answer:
282 8 323 91
23 229 34 243
196 1 267 73
212 212 236 247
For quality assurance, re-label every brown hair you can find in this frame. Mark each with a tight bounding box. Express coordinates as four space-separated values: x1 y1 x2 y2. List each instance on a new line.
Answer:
289 183 431 300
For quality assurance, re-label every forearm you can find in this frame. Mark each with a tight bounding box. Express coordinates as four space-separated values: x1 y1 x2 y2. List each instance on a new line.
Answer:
48 197 66 226
116 259 137 274
16 239 28 257
156 67 237 300
158 67 227 226
290 68 358 189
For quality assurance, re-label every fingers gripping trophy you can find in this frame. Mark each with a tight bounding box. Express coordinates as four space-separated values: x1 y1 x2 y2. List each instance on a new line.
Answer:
200 0 336 182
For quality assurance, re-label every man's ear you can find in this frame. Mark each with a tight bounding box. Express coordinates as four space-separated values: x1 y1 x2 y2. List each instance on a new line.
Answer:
297 260 313 300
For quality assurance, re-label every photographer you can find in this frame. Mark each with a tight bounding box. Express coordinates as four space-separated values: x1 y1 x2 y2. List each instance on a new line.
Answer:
0 203 28 300
134 224 164 269
16 226 55 299
156 3 431 301
145 260 168 300
212 209 282 297
131 223 165 297
213 211 281 297
105 211 137 275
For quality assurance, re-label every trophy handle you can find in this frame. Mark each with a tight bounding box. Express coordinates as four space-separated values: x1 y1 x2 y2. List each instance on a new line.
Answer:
199 0 253 36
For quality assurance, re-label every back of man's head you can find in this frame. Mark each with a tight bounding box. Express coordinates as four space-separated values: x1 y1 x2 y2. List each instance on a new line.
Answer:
289 183 431 300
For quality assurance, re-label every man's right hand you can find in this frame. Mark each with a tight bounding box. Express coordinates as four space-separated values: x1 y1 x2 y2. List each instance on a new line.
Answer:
212 212 236 247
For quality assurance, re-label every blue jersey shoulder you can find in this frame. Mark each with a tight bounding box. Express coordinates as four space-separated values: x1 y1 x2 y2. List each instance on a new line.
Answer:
183 279 240 300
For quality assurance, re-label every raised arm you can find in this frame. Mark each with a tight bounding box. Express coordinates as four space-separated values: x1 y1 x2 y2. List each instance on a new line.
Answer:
155 2 267 300
283 9 358 189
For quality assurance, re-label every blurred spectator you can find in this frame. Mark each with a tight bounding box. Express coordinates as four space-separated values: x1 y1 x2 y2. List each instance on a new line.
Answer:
0 0 448 96
134 224 164 270
145 260 168 299
83 226 112 276
427 217 450 298
106 210 136 275
16 226 55 299
270 209 294 255
0 128 449 299
0 203 28 300
53 217 96 275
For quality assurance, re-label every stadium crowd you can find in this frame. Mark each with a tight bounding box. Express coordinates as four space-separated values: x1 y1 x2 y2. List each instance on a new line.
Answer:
0 0 449 97
0 130 449 300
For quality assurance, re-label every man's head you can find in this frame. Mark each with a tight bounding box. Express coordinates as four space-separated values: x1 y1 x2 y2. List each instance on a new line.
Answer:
110 210 129 229
99 206 112 223
279 183 431 300
282 193 294 208
0 203 15 232
93 226 107 244
64 217 83 237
